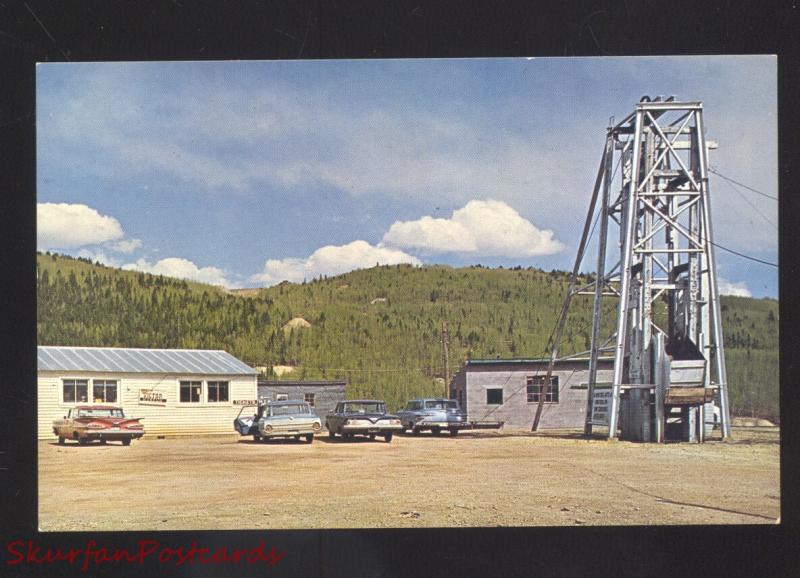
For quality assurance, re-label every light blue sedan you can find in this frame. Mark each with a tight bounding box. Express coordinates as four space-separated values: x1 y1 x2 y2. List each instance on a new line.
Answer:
235 400 322 443
396 398 467 436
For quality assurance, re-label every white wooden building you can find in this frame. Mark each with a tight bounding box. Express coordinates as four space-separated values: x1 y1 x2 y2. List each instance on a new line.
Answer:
37 346 258 439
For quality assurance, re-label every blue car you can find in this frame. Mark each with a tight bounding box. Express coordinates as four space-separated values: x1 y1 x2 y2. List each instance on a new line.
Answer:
396 398 467 436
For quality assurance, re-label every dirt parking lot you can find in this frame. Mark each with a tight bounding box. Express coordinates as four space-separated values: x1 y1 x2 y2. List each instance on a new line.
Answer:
38 428 780 531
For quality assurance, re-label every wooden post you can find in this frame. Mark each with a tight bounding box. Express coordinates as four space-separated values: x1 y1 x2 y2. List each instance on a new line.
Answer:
442 321 450 397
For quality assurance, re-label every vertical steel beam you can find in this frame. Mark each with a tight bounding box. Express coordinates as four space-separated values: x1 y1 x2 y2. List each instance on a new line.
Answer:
608 109 645 439
694 109 732 439
654 333 666 443
532 145 609 431
642 130 655 353
688 118 700 343
585 132 615 436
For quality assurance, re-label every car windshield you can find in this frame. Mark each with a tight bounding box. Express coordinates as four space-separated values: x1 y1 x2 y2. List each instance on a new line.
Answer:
424 400 458 410
342 402 384 414
270 404 308 416
75 408 123 418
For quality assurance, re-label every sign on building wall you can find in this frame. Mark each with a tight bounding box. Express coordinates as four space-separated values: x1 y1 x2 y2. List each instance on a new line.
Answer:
138 390 167 406
233 399 258 406
590 384 613 426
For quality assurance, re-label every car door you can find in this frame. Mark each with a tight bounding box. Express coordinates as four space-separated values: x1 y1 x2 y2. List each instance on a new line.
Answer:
327 403 344 431
234 405 259 435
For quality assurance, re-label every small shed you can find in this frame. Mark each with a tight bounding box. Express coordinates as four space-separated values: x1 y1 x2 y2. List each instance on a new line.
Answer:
38 346 258 439
258 379 346 422
449 358 615 429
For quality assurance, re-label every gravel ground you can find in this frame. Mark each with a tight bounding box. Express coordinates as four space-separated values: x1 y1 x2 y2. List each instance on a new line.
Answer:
38 427 780 531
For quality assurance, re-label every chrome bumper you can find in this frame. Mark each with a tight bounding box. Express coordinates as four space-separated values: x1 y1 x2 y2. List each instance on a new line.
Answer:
260 422 321 437
342 424 403 432
417 421 464 428
81 431 144 440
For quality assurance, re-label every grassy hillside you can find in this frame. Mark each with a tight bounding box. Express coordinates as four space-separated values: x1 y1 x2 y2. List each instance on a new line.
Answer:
37 252 779 419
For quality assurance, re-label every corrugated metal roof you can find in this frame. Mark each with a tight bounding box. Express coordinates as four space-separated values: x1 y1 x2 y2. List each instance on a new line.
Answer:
38 346 257 375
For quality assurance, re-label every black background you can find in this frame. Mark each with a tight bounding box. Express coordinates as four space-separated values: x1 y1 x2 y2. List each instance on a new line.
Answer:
1 1 798 576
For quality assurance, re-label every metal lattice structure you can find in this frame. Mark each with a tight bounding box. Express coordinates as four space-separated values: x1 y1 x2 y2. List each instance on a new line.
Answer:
532 97 732 441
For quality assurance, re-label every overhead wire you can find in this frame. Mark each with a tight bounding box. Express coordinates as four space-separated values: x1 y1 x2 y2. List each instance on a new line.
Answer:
706 240 778 268
712 170 777 232
708 167 778 201
705 167 778 266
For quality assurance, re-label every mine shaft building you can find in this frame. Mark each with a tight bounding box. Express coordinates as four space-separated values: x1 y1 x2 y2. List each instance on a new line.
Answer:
450 358 615 429
37 345 258 439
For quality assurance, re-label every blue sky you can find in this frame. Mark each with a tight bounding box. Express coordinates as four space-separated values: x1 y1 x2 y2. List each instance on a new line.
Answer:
36 57 778 297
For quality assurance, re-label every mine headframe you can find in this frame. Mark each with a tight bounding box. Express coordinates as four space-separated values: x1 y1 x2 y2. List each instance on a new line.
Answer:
532 96 732 442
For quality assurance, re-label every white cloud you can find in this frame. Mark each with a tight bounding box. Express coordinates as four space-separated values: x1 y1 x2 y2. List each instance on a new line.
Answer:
717 277 752 297
41 72 581 216
383 199 564 258
382 216 477 253
109 238 143 254
124 257 231 287
37 203 124 249
250 240 421 286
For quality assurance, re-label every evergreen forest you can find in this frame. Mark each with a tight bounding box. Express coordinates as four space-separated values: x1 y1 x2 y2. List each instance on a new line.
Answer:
37 252 779 420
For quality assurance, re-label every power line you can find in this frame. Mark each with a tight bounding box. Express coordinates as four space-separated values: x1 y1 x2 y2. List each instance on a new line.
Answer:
713 170 777 232
244 364 431 373
708 239 778 268
709 167 777 201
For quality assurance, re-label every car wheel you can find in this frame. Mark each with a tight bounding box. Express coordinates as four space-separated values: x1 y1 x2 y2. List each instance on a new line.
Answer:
431 427 441 436
122 438 131 446
305 434 314 443
58 436 65 445
384 432 393 443
449 428 459 436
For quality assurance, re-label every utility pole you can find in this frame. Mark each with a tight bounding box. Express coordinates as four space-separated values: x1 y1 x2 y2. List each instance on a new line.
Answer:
441 320 450 397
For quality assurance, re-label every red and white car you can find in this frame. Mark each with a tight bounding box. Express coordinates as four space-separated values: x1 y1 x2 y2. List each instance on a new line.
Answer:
52 405 144 446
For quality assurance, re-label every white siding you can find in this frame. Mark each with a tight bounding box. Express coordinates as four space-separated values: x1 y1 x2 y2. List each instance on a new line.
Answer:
38 371 257 439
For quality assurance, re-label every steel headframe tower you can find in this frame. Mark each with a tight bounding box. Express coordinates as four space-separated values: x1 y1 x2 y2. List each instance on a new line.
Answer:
531 96 732 441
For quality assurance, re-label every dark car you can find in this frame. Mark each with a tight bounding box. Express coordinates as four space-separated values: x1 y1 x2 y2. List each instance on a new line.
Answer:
325 400 402 442
52 405 144 445
396 398 467 435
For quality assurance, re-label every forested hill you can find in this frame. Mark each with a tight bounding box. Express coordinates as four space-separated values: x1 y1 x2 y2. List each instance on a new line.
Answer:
36 252 779 419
